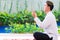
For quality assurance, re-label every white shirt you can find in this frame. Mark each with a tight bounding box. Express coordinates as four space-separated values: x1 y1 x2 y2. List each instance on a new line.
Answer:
34 11 58 40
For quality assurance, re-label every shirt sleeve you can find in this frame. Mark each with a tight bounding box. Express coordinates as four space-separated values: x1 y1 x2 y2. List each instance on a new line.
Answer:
34 17 51 29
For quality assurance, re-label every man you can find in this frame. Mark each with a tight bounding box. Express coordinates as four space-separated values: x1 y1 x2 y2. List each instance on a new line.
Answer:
32 1 58 40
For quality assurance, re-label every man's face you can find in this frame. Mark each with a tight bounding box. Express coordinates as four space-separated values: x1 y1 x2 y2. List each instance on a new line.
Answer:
44 3 49 13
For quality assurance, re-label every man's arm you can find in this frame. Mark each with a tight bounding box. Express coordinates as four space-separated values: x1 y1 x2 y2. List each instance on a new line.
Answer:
34 17 51 29
32 11 51 29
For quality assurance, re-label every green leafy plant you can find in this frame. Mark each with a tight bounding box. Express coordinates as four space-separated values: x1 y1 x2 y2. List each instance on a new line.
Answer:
0 12 9 25
53 10 60 22
0 10 60 25
36 10 45 21
0 10 59 33
58 26 60 34
5 23 44 33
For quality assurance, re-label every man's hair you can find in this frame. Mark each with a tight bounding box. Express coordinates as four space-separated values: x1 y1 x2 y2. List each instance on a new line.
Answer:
46 1 54 11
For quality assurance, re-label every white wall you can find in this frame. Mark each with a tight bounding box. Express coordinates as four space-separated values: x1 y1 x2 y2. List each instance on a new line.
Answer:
0 0 59 13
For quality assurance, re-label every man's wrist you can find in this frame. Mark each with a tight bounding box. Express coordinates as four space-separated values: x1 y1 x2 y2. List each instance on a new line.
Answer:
34 16 37 18
34 17 38 21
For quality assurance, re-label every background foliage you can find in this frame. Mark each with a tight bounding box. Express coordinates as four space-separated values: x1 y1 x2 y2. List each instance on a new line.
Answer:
0 9 60 33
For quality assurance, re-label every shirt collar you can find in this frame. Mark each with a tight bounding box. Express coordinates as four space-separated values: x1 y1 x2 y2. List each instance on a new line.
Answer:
46 11 52 15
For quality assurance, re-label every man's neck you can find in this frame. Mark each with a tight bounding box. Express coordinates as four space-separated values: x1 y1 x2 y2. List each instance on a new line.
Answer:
45 10 51 14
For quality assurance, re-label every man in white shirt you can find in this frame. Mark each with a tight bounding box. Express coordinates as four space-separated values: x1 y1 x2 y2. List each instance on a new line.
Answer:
32 1 58 40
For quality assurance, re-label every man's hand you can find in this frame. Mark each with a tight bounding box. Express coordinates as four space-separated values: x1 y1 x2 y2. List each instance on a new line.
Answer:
32 11 37 18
